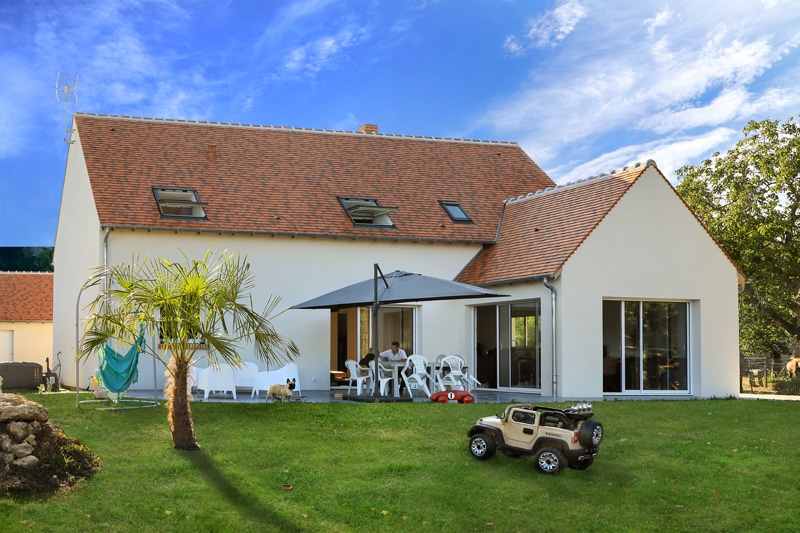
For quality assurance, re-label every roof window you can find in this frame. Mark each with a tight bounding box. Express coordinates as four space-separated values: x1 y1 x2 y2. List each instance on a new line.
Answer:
440 201 472 223
338 197 397 227
153 187 207 219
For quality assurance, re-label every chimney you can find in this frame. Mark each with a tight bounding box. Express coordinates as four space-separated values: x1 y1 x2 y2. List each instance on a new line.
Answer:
206 144 216 161
358 124 379 134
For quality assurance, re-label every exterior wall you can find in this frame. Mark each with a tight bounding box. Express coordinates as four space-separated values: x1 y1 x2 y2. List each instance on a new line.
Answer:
557 167 740 399
52 126 106 391
59 226 483 391
0 322 54 369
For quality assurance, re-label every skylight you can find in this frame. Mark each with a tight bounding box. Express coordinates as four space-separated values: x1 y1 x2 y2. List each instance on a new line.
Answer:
440 201 472 223
153 187 207 219
338 197 398 226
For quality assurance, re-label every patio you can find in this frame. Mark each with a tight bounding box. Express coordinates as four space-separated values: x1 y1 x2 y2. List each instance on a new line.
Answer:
123 387 549 404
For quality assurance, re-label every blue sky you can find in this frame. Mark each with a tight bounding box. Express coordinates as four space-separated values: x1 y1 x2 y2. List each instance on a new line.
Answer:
1 0 798 247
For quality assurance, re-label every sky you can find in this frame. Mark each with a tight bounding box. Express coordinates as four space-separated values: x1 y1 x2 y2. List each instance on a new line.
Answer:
0 0 798 247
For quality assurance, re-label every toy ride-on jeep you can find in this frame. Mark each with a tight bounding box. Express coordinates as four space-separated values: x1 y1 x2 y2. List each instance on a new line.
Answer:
467 403 603 474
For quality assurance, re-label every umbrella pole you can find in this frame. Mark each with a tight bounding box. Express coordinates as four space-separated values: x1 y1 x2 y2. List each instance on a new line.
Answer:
373 264 380 397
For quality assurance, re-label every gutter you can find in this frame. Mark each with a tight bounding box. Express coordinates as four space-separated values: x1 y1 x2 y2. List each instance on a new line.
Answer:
542 277 558 398
95 224 496 246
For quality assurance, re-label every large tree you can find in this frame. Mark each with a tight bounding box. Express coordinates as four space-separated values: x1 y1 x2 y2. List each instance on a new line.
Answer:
676 117 800 357
79 250 299 450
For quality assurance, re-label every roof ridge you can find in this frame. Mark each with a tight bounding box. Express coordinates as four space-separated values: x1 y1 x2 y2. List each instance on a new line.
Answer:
74 112 518 147
503 160 655 204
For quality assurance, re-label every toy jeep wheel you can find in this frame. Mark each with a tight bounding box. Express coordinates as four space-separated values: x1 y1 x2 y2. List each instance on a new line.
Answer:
469 432 497 460
578 420 604 448
535 447 567 475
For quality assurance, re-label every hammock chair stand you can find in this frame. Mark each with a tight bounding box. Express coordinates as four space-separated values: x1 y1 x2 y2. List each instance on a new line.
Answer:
75 277 159 410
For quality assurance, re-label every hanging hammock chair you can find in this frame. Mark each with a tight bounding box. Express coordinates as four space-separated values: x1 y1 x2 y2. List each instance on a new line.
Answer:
96 328 146 402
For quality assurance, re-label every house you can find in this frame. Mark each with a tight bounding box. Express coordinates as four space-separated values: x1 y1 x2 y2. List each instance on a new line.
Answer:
0 272 54 370
53 113 744 399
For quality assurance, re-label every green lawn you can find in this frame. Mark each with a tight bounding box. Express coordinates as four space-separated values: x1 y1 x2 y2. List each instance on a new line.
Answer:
2 393 799 532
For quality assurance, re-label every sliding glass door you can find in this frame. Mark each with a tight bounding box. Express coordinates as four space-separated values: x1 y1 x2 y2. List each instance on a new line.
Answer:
603 300 689 393
476 300 541 390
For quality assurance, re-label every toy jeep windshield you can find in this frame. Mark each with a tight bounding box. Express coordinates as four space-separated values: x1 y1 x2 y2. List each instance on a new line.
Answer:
467 403 603 474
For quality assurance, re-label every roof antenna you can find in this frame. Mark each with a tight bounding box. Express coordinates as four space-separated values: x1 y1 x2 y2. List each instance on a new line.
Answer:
56 72 78 144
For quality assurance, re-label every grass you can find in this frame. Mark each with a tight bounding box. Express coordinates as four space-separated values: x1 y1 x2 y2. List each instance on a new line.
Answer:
2 393 799 532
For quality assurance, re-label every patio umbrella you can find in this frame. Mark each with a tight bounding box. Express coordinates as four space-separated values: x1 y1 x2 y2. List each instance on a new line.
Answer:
292 264 508 400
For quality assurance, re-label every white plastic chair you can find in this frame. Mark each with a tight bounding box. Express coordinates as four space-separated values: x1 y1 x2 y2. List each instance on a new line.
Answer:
436 355 481 392
345 359 372 396
198 363 237 399
401 355 432 398
234 362 259 394
373 362 394 396
250 362 302 398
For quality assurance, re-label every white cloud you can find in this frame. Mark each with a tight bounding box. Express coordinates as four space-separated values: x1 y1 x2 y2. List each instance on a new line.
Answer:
486 0 800 179
644 6 675 38
546 127 739 185
504 0 587 55
281 27 367 76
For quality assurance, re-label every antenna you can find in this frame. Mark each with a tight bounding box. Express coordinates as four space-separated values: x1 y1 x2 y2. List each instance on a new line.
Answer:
56 72 78 144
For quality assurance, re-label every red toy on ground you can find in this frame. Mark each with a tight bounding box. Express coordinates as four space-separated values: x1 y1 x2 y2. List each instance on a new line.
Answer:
430 390 475 403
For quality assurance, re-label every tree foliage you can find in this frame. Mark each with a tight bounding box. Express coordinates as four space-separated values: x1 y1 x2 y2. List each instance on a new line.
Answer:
79 249 299 450
676 117 800 357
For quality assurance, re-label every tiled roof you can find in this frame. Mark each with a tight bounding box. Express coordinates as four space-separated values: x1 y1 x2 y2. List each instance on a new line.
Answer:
74 113 555 244
456 163 650 286
0 272 53 322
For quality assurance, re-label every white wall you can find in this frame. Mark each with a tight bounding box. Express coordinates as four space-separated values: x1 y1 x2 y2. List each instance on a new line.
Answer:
83 230 484 391
52 124 106 391
558 167 740 399
0 323 53 369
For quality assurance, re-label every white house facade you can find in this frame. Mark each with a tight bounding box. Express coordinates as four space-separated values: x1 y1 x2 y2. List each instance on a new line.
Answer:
52 114 744 399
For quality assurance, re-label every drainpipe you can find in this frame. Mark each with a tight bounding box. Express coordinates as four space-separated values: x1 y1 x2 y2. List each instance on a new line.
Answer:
542 277 557 398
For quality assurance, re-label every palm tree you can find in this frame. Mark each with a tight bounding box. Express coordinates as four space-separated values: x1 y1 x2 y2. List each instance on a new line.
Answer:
79 250 299 450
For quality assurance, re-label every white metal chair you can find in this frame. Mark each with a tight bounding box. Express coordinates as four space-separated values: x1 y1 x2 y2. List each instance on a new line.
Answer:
401 355 432 398
345 359 372 396
436 355 481 392
373 362 394 396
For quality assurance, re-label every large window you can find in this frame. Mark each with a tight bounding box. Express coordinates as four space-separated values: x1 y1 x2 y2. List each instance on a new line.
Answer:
476 300 541 390
603 300 688 393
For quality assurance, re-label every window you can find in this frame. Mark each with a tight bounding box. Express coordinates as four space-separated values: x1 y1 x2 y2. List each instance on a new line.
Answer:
153 187 207 219
603 300 688 393
338 197 397 227
440 201 472 223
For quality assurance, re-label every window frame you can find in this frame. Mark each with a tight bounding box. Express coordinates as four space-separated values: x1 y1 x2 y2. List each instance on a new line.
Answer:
337 196 398 227
153 187 208 219
439 200 473 223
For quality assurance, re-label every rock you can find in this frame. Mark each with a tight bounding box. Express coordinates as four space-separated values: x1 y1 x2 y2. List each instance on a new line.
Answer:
12 455 38 468
11 442 34 458
0 394 49 423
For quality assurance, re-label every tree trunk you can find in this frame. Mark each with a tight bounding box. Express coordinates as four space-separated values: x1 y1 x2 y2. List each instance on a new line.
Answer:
167 357 199 450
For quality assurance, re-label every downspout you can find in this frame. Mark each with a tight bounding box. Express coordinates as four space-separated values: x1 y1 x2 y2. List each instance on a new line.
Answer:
542 277 557 398
103 227 110 281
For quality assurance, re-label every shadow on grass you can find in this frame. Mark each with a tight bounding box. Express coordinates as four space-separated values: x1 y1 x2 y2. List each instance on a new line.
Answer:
180 449 296 530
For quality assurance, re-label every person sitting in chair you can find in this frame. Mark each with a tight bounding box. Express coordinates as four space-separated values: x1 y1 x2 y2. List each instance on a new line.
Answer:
379 341 407 361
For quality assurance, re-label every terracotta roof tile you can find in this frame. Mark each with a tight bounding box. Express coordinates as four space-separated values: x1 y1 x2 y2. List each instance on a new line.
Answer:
456 163 649 285
0 272 53 321
75 114 555 243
